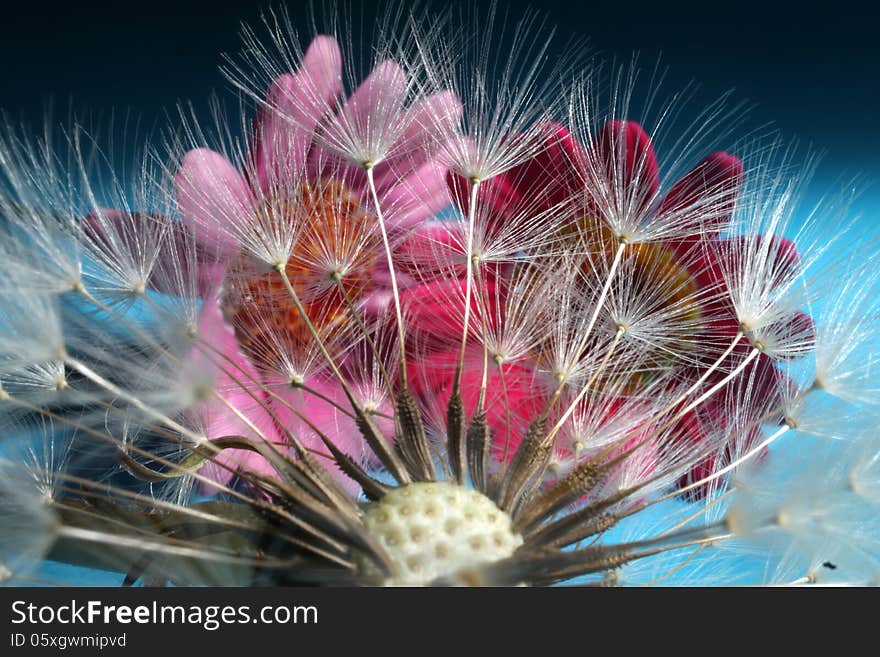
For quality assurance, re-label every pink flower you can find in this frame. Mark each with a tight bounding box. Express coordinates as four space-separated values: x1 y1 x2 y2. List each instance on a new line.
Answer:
172 35 460 492
189 297 282 494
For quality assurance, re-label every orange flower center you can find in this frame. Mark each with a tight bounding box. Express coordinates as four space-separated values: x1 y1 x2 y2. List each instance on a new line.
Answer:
224 180 376 372
545 216 702 388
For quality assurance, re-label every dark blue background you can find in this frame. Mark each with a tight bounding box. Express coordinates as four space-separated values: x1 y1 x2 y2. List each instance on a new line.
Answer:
1 0 877 216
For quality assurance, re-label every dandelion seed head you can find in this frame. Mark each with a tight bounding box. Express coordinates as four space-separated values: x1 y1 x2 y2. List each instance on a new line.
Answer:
0 3 877 588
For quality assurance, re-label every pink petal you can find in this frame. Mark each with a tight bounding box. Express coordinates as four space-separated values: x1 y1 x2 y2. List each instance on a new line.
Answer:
380 159 452 230
325 59 408 162
193 297 284 493
412 351 546 461
252 36 343 191
297 35 344 106
174 149 250 257
270 376 394 496
151 218 226 297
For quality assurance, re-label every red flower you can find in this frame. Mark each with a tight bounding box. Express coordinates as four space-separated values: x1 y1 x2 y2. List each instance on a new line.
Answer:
401 117 805 497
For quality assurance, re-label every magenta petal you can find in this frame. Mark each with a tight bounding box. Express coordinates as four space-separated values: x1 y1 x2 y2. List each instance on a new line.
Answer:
174 148 250 257
391 223 466 287
400 278 469 348
446 169 525 238
371 91 462 191
415 352 546 460
400 277 502 353
445 122 581 228
513 121 586 210
591 120 659 215
660 151 743 235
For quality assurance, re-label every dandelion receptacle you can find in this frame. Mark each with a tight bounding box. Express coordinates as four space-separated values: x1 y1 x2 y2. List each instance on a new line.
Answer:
0 4 878 587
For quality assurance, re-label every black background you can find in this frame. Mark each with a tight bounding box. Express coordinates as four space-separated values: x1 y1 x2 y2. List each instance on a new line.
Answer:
0 0 877 177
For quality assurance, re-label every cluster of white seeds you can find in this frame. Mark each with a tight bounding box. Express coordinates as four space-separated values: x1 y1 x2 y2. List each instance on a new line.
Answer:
362 482 523 586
